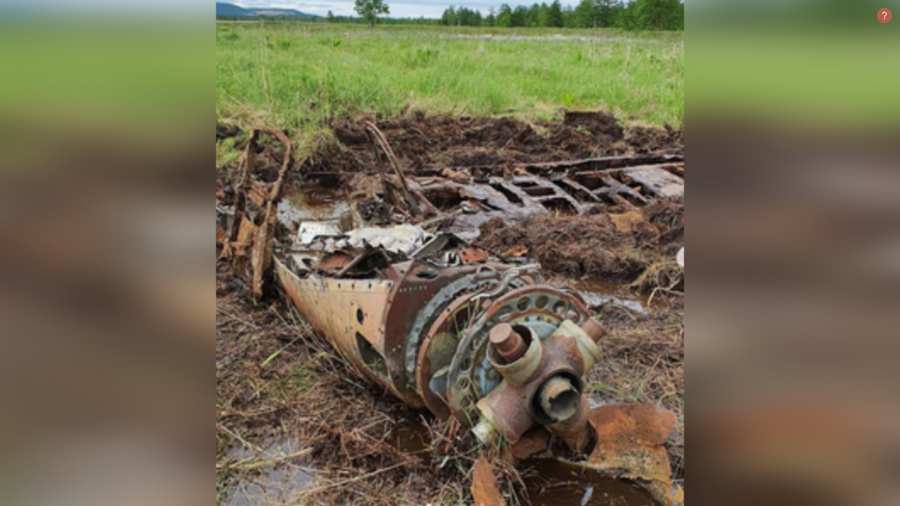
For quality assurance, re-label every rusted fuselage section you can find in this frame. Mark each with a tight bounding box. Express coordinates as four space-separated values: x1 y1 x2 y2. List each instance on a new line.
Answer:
272 222 678 505
219 144 683 505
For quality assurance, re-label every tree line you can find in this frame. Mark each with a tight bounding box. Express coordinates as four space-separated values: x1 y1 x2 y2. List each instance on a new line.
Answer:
441 0 683 30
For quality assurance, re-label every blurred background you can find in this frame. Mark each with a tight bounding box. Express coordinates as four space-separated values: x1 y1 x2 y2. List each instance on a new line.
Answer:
688 0 900 504
0 0 898 505
0 3 210 506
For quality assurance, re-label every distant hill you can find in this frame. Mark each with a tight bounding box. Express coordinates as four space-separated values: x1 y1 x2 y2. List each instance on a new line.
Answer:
216 2 317 18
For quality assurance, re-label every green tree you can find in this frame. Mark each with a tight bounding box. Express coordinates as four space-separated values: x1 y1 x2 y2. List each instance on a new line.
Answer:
526 3 540 27
497 3 513 26
595 0 624 27
354 0 390 26
441 6 457 25
548 0 564 27
573 0 594 27
536 2 550 27
631 0 682 30
486 8 497 26
562 4 576 27
511 5 528 26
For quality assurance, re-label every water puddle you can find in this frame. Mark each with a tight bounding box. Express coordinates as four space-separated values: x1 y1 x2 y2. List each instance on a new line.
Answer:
381 416 661 506
387 418 431 458
221 439 318 506
522 458 660 506
278 185 352 228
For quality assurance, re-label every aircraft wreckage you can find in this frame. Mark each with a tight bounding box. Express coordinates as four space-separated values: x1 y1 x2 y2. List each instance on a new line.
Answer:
217 126 685 505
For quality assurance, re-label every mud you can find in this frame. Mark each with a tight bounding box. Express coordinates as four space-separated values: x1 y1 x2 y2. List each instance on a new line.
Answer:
300 110 682 175
476 200 684 285
216 110 684 505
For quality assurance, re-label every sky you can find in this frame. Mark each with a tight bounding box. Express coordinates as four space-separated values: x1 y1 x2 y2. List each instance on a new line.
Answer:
228 0 560 18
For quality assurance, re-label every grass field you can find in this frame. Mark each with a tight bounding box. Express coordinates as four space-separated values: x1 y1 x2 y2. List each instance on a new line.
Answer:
215 22 683 135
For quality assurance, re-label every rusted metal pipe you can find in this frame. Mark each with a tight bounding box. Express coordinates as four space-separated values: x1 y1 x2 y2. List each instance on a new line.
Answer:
580 317 606 343
489 323 527 363
538 376 581 422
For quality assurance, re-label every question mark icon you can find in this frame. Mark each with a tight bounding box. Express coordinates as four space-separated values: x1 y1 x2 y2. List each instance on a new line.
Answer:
878 8 892 23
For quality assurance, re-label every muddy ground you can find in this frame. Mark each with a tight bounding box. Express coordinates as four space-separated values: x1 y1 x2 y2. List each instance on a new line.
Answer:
216 111 684 505
301 110 682 175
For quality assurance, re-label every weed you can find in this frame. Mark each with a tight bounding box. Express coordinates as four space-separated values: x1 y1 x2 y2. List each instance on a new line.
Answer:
216 137 240 169
216 23 683 138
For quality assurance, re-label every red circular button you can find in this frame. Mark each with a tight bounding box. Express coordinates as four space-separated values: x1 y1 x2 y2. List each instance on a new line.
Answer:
878 8 892 23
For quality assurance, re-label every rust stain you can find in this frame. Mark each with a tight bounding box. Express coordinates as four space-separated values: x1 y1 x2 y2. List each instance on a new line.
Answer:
500 245 528 258
458 247 489 264
584 403 677 505
316 252 354 275
510 428 551 460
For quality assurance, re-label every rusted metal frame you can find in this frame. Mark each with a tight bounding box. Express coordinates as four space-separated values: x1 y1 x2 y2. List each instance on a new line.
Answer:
367 132 400 215
554 176 603 203
334 247 391 278
486 179 535 208
364 121 422 217
226 127 293 296
381 262 485 407
520 153 684 176
409 154 683 178
415 284 496 418
593 172 649 207
401 267 508 391
613 165 685 200
533 193 586 214
503 175 583 213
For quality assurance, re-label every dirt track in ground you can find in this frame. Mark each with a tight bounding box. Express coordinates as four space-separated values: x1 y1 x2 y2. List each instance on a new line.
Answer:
216 111 684 505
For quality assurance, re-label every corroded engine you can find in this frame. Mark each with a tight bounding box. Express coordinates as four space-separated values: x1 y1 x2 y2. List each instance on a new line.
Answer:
276 236 605 452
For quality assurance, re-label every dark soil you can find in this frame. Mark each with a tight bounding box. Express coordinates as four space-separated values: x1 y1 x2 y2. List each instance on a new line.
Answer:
477 200 684 284
300 110 683 175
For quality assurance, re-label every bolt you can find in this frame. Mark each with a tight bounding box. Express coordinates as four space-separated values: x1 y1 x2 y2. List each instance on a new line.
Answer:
489 323 527 363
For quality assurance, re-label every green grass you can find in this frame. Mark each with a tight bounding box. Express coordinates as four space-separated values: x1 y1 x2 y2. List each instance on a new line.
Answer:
216 22 683 134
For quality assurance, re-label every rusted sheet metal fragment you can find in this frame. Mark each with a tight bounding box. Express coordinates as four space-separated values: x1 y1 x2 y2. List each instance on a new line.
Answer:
579 403 678 506
275 260 393 373
218 127 293 296
619 165 685 200
414 153 684 178
471 457 507 506
519 153 683 176
406 162 683 240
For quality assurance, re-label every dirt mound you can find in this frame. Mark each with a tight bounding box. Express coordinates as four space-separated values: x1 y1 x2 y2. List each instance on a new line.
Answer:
477 215 645 282
626 125 684 154
643 200 684 255
303 110 682 175
476 202 683 284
